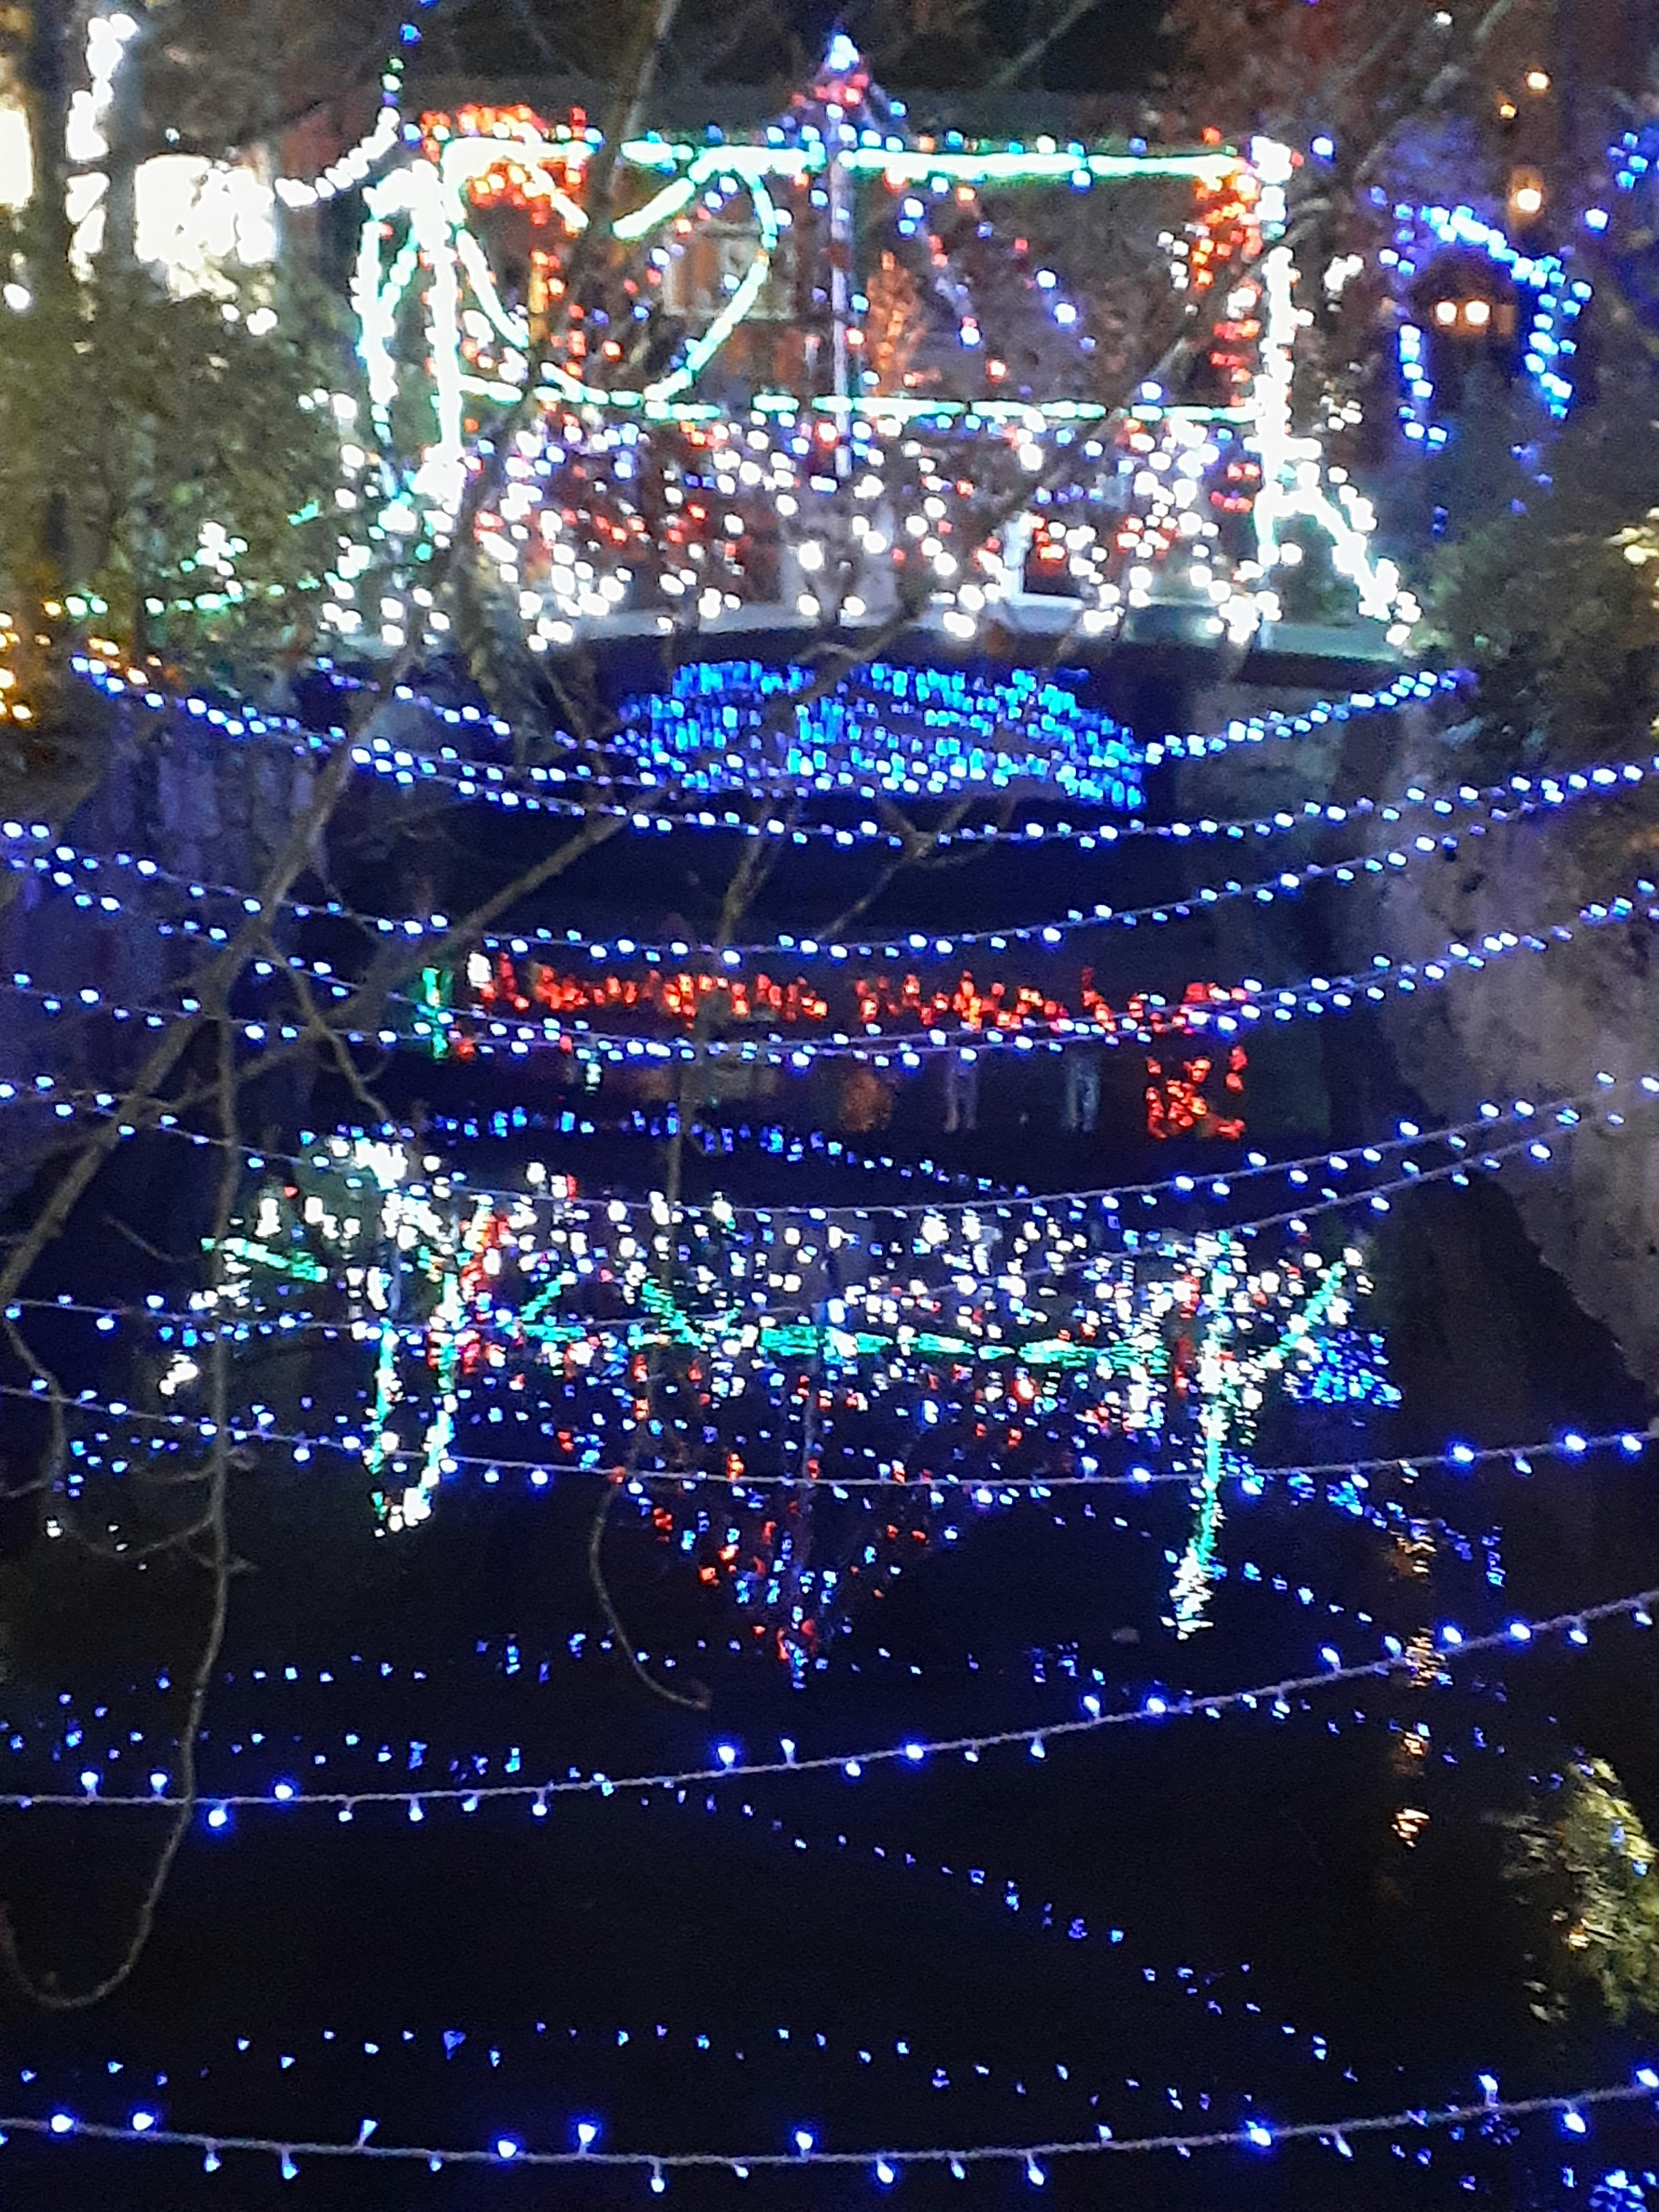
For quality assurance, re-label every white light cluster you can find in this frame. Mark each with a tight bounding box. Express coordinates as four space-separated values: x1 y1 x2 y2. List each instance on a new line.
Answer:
349 113 1297 651
1246 241 1420 643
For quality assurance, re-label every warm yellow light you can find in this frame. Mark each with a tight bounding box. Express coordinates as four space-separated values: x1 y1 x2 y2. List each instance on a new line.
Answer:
1434 298 1458 325
1498 99 1518 118
1525 67 1550 91
1515 184 1544 213
1463 298 1491 327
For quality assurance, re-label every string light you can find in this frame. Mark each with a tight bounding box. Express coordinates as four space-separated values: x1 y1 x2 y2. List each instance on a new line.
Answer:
67 651 1456 835
0 2074 1653 2180
402 883 1659 1062
0 1077 1593 1231
16 874 1658 1073
2 1585 1650 1815
0 1506 1522 1806
29 721 1646 976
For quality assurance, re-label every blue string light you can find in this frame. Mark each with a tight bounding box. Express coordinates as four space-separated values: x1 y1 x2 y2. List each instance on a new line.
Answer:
0 2074 1653 2181
0 1584 1647 1816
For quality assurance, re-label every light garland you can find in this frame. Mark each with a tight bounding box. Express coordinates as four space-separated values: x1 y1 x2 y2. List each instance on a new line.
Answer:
0 1954 1352 2171
347 677 1456 834
6 2077 1655 2182
0 1076 1584 1225
0 1524 1444 1815
15 873 1643 1070
0 1538 1403 1748
410 775 1627 997
67 650 1457 835
10 1378 1646 1499
0 1087 1027 1205
2 1586 1652 1814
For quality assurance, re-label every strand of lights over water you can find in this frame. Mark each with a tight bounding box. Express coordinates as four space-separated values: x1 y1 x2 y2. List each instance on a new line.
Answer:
0 1470 1524 1862
16 745 1649 961
1 1964 1349 2102
15 752 1649 969
355 662 1455 775
3 1585 1652 1816
6 791 1557 965
0 1541 1420 1743
8 875 1606 1065
0 1088 1027 1205
16 1373 1615 1658
0 1090 1573 1302
22 1380 1637 1539
1 2075 1655 2183
0 1225 1404 1548
0 1070 1630 1227
0 1956 1360 2168
7 1526 1516 1849
400 886 1659 1061
2 1564 1522 1813
68 651 1455 832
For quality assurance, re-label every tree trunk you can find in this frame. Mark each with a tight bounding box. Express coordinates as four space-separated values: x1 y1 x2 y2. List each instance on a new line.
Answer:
102 11 146 274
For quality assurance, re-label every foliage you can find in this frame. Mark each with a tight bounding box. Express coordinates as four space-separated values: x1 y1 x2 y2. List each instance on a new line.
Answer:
0 226 355 672
1502 1756 1659 2025
1423 343 1659 769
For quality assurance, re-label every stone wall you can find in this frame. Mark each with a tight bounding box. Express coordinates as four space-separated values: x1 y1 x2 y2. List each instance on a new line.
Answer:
1337 728 1659 1388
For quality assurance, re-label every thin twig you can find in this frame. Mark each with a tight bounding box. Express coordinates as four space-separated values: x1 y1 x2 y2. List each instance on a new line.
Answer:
0 1001 243 2008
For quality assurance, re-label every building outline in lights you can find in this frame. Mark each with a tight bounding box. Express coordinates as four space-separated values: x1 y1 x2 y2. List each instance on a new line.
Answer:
1382 199 1587 450
344 59 1422 650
